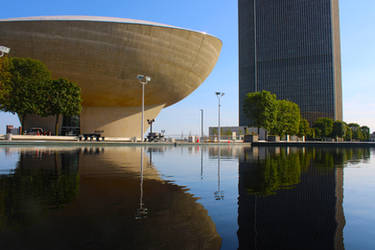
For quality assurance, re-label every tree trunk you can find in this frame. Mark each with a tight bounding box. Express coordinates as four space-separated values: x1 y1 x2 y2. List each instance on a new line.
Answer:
55 114 59 136
20 113 25 135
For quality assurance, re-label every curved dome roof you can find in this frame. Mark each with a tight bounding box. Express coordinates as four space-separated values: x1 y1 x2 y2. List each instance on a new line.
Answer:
0 16 215 37
0 16 222 107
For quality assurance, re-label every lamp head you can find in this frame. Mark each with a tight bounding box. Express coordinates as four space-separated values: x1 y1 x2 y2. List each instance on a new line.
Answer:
137 74 145 81
0 46 10 57
137 74 151 84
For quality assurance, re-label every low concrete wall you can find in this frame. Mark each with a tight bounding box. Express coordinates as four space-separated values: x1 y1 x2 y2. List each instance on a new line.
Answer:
103 137 134 142
252 141 375 147
9 135 78 141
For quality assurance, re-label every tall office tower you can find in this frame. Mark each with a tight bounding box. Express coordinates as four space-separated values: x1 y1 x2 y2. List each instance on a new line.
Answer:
239 0 342 126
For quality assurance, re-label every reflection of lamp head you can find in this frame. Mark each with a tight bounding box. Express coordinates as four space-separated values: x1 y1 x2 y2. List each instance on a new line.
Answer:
215 91 224 97
214 191 224 200
135 206 149 220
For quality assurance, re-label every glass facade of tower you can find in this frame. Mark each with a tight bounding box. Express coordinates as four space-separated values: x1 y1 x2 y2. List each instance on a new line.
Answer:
239 0 342 126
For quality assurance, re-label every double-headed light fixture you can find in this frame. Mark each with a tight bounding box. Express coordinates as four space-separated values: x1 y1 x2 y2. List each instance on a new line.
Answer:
0 46 10 57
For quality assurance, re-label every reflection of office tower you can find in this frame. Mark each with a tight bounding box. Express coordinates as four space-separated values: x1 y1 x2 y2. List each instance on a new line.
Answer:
238 148 345 250
239 0 342 125
335 168 345 250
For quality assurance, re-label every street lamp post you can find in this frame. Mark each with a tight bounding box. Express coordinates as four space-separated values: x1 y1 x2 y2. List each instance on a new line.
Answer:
0 46 11 57
137 75 151 142
215 92 224 142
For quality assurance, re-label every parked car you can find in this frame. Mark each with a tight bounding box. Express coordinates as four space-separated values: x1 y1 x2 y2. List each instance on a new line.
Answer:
26 127 44 135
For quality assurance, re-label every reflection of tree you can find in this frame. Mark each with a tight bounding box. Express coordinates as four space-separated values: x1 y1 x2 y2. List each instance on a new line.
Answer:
244 147 370 197
245 149 312 196
0 150 80 231
312 147 370 169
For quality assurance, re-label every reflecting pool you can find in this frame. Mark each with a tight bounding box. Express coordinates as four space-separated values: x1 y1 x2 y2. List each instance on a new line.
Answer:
0 145 374 250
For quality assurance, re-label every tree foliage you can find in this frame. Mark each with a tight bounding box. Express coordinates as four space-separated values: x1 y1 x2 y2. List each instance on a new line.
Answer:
0 57 82 135
41 78 82 135
243 90 277 132
298 119 311 137
272 99 300 136
332 120 346 138
242 90 371 141
0 57 51 132
312 117 333 138
361 126 370 141
344 125 353 141
0 56 12 105
348 123 362 141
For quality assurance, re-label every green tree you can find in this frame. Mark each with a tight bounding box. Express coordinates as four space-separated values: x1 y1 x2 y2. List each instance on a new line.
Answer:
243 90 277 134
348 123 362 141
332 120 346 138
361 126 370 141
298 118 311 137
0 57 51 133
312 117 334 139
344 125 352 141
0 56 12 105
41 78 82 135
272 99 301 136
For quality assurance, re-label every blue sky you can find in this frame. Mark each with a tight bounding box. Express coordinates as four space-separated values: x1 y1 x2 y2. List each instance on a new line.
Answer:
1 0 374 135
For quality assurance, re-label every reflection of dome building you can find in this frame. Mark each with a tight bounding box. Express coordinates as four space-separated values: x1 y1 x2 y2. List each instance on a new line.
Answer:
0 147 222 249
0 16 222 137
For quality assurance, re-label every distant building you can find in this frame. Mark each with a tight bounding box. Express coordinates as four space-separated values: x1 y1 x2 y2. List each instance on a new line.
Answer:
239 0 343 126
208 126 266 140
6 125 20 135
370 132 375 142
6 125 13 134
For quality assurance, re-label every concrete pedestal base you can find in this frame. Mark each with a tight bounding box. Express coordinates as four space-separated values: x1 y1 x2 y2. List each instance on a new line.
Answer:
80 105 164 137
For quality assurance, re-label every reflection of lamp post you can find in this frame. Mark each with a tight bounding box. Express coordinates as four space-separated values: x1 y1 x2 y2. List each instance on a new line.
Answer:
137 75 151 142
200 146 204 180
215 92 224 142
136 147 148 219
200 109 204 142
148 148 153 166
0 46 10 57
214 147 224 200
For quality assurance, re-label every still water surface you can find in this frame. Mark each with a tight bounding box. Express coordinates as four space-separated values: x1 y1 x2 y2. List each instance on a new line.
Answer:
0 145 374 250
